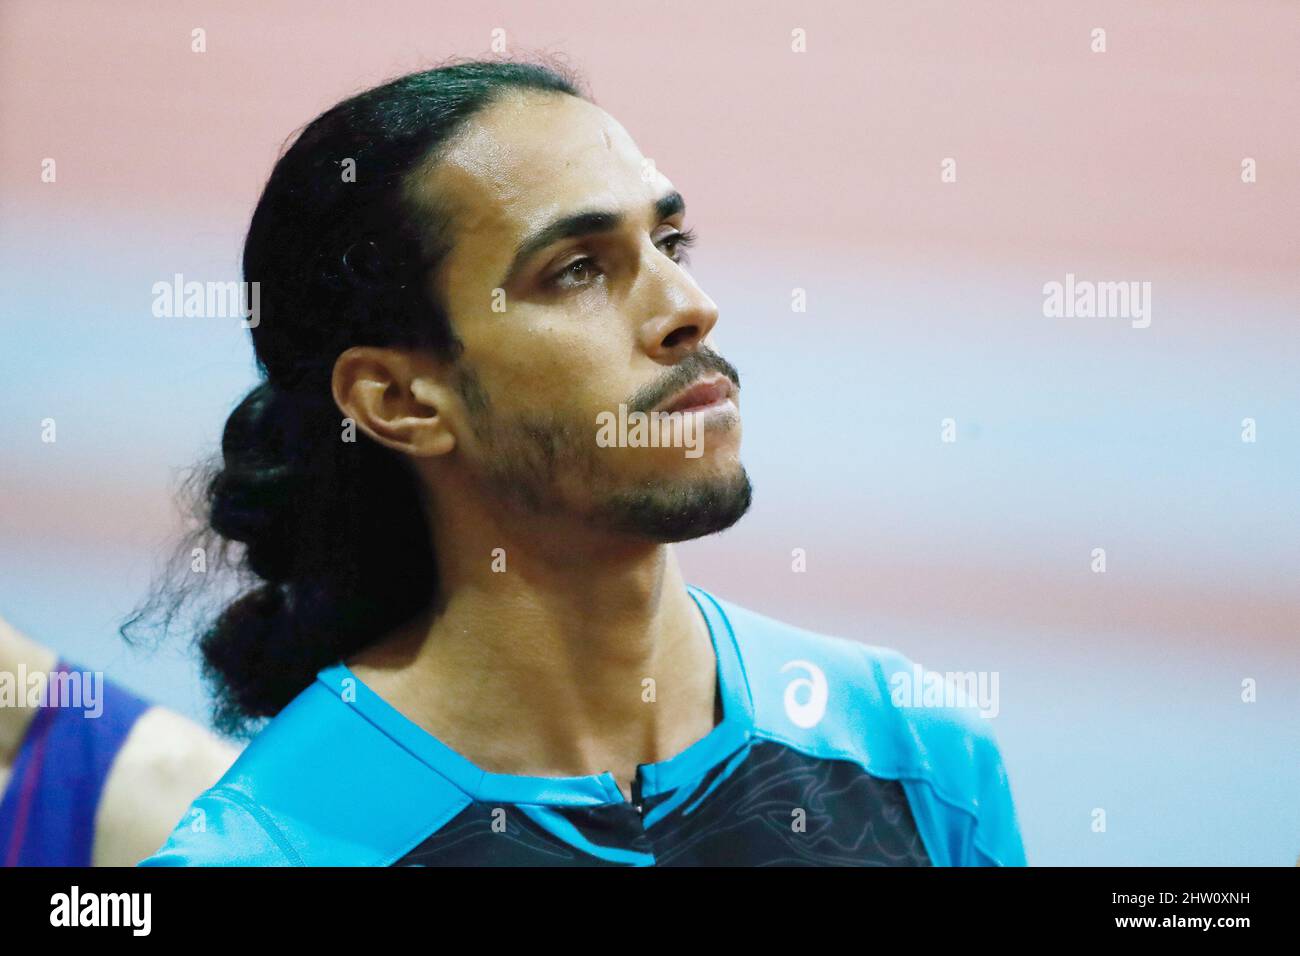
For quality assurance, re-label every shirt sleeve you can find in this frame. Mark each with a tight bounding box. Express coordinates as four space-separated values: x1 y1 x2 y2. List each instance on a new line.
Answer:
966 719 1028 866
863 643 1029 866
137 787 298 866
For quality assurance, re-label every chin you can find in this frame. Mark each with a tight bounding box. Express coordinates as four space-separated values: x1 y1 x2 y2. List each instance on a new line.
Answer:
595 465 754 543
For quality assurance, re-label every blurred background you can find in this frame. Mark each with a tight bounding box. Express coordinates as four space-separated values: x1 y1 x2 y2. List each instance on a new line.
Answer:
1 0 1296 865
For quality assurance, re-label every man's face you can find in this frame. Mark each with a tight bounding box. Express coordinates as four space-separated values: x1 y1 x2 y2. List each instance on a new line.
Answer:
415 90 751 542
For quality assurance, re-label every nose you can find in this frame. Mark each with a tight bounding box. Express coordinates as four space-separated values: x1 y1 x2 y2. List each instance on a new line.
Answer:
636 253 720 362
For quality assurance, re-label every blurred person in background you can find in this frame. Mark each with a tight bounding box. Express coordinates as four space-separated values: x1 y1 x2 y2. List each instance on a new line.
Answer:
0 612 238 865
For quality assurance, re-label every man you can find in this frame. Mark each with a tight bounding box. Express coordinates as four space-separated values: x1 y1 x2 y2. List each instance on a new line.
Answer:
0 613 237 865
140 58 1026 866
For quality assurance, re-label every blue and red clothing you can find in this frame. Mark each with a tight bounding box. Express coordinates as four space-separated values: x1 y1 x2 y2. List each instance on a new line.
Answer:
0 660 150 866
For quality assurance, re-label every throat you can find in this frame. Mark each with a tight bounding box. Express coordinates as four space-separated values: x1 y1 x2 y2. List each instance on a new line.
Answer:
615 667 723 806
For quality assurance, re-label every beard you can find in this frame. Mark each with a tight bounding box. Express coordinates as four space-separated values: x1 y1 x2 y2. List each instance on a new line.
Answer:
455 349 753 543
588 466 753 542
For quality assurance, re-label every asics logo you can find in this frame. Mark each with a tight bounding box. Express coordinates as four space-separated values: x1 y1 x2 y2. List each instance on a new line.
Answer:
780 660 828 728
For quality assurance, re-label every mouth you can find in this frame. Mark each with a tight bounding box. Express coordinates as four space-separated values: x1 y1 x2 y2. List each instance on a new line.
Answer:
656 374 736 415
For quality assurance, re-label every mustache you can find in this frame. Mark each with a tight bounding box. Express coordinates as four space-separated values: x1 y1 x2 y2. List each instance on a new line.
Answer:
626 346 741 415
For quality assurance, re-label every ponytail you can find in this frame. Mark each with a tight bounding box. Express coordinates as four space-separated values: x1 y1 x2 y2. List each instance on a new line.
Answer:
122 57 586 737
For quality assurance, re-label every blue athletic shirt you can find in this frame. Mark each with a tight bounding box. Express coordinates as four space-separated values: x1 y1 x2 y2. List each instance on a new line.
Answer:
140 586 1027 866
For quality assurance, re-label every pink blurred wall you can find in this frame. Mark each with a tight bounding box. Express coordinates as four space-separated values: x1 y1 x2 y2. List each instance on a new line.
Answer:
1 1 1296 863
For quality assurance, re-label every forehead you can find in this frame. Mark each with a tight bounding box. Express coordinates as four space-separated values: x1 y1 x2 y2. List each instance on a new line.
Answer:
418 92 670 274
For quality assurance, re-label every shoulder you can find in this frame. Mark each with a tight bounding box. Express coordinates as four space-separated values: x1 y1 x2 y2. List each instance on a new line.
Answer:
139 673 468 867
95 706 240 866
136 783 300 866
694 587 1027 866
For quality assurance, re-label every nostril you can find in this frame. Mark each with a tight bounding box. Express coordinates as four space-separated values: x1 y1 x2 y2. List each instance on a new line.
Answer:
662 325 697 349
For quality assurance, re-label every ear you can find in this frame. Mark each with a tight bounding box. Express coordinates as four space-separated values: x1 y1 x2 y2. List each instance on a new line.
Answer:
330 346 457 457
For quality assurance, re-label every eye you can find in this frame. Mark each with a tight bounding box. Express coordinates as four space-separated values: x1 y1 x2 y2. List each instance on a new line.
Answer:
659 226 698 265
544 227 699 292
548 256 601 290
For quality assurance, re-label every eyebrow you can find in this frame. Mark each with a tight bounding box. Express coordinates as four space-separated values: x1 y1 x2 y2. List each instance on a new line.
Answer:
498 190 686 288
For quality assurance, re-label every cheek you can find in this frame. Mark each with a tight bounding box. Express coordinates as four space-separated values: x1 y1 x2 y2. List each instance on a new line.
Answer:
470 312 633 416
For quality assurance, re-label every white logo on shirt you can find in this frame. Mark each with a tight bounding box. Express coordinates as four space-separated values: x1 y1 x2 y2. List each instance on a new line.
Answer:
780 660 828 728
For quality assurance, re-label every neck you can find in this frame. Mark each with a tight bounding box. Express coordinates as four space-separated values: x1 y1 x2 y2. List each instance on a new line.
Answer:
348 501 719 800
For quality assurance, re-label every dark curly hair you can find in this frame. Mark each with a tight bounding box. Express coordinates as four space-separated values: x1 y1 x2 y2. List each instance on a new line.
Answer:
122 56 587 738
